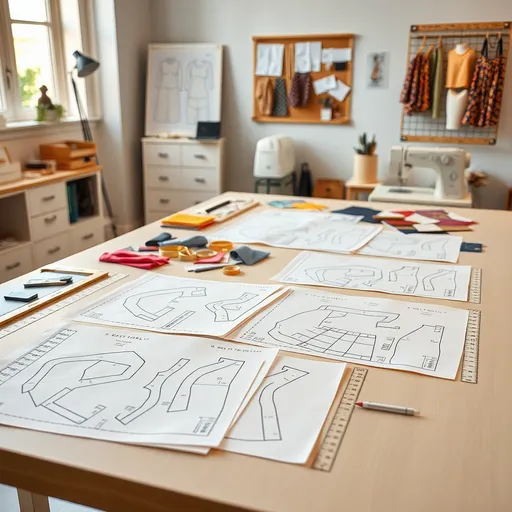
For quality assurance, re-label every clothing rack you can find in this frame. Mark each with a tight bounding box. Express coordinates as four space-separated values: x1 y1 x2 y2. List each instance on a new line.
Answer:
400 21 511 146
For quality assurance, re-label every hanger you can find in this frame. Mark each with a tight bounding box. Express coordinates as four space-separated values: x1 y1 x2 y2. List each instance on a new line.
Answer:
426 44 435 56
418 36 427 53
438 35 443 47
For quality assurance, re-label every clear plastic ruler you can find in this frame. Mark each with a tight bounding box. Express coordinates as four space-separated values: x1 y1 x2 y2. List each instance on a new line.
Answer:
461 310 481 384
469 268 482 304
313 367 367 472
0 273 127 339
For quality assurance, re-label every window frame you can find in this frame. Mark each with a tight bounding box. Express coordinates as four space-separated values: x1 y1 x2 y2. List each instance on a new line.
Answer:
0 0 97 122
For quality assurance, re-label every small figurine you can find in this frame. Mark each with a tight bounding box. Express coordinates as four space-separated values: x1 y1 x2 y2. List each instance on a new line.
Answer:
37 85 53 107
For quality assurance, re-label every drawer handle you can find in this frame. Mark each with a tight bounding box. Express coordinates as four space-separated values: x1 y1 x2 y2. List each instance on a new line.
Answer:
82 233 94 241
158 176 169 182
44 215 58 224
194 177 206 184
194 154 206 160
48 246 61 255
159 198 170 205
42 195 56 202
5 262 20 271
158 152 169 158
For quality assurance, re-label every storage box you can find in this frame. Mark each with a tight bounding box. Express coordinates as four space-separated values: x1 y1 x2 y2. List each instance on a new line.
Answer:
39 141 97 170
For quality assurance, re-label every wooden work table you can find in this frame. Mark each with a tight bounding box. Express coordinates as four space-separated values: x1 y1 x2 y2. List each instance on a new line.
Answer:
0 192 510 512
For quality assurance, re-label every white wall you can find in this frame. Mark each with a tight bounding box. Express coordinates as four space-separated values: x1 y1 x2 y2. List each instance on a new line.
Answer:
150 0 512 209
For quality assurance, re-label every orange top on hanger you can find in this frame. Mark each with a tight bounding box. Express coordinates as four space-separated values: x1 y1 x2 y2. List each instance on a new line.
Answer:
446 46 476 88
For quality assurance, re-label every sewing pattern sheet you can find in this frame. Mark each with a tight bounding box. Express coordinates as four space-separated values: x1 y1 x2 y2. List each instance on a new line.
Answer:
212 210 382 254
73 274 284 337
235 288 469 380
0 323 279 448
358 232 463 263
273 251 472 302
222 356 345 464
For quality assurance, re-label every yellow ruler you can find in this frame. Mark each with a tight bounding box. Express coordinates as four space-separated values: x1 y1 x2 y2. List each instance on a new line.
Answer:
461 310 481 384
313 367 367 472
469 268 482 304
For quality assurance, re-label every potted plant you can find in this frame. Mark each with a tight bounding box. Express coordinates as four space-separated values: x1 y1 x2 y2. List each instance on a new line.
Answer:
36 103 65 122
318 97 333 121
352 133 378 184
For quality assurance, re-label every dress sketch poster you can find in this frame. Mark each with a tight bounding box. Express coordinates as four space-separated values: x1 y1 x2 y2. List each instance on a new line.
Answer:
367 52 389 88
145 44 223 136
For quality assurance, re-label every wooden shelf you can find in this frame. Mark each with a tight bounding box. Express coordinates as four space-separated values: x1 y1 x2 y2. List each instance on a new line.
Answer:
252 116 351 125
0 166 102 196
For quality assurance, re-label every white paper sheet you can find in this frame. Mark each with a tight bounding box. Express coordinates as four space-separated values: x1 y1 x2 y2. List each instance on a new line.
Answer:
221 356 346 464
272 251 472 302
72 274 284 337
0 323 279 447
322 48 352 62
414 224 443 233
235 287 469 380
211 210 382 254
358 232 463 263
295 42 322 73
405 213 440 225
256 44 284 76
328 79 351 102
313 75 337 95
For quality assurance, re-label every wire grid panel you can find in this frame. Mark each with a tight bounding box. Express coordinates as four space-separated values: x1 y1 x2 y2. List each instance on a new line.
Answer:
401 22 511 145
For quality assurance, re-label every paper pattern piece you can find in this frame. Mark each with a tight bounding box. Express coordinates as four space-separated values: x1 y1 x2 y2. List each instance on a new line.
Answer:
222 356 345 464
414 224 443 233
256 44 285 77
328 79 351 102
73 273 283 337
272 251 472 302
212 210 382 254
322 48 352 63
236 287 469 380
0 323 279 447
313 75 337 95
359 232 463 263
295 42 322 72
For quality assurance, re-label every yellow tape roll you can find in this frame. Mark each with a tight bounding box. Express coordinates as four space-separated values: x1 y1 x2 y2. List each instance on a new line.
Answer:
223 265 241 276
209 240 233 252
159 245 186 258
195 249 218 259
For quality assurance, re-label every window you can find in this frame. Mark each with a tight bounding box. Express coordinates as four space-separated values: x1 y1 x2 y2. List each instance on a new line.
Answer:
0 0 95 122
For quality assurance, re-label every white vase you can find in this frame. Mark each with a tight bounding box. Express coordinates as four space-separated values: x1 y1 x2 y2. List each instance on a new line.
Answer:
44 110 59 122
352 154 378 184
320 108 332 121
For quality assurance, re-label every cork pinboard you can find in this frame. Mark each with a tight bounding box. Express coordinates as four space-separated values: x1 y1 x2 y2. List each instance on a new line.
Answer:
252 34 355 125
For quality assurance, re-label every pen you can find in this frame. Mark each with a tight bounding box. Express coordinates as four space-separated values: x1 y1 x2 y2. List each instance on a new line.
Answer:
356 401 420 416
205 200 231 213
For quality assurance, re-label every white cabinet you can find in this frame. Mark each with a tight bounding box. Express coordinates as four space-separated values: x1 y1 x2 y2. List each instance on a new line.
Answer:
142 137 225 224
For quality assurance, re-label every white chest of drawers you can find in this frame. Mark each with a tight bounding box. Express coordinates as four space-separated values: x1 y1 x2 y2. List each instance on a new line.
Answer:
142 137 225 224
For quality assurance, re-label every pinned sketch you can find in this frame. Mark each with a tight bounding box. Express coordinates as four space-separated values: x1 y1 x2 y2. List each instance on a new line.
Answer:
358 232 463 263
146 44 223 137
222 356 346 464
212 210 382 254
235 288 469 380
73 274 284 337
273 251 472 301
0 323 279 448
256 44 285 76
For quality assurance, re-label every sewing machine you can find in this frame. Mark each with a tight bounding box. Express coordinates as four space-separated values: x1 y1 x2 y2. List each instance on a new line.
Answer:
369 146 473 207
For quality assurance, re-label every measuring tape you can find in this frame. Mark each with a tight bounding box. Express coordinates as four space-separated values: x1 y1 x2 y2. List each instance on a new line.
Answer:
469 268 482 304
461 310 481 384
0 273 127 339
313 367 367 472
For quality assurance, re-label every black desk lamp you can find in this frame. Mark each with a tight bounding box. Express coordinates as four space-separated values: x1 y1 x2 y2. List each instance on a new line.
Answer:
71 51 117 237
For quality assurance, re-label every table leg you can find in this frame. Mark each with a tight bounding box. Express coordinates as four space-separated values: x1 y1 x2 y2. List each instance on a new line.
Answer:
347 189 353 201
266 179 271 194
17 490 50 512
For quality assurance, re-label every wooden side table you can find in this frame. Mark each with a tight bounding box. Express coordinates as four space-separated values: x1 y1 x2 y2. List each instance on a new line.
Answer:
346 178 380 201
313 179 345 199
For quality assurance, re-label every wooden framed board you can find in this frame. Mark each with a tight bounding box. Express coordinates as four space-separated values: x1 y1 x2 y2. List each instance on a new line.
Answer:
252 33 355 125
0 267 108 328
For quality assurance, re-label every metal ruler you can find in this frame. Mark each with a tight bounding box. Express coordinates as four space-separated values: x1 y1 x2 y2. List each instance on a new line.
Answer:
461 310 481 384
0 273 127 339
313 367 367 472
469 268 482 304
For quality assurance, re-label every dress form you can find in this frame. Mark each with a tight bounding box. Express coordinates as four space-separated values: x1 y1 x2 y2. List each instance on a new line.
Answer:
446 43 471 130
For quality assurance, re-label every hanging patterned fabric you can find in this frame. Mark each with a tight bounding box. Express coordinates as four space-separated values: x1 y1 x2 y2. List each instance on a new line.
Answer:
462 36 505 127
288 73 312 108
401 48 431 115
255 77 274 116
272 78 289 117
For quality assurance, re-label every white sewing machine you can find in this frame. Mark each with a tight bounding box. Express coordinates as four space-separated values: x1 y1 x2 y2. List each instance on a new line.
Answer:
369 146 473 207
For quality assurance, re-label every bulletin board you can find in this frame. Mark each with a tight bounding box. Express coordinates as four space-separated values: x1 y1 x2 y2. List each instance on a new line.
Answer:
252 34 355 125
400 22 511 146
